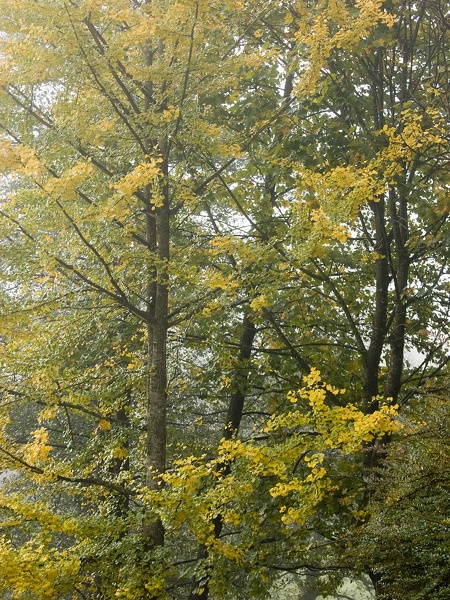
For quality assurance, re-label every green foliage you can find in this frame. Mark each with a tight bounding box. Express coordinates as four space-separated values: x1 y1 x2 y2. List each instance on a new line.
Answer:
142 371 398 597
0 0 447 598
350 391 450 600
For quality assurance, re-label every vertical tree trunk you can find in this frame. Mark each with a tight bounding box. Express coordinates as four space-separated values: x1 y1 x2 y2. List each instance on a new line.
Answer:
142 8 170 547
384 188 409 404
144 162 170 547
189 313 256 600
223 314 257 440
362 197 389 469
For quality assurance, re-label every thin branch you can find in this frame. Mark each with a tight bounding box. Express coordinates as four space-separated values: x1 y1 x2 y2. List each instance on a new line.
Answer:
0 445 131 495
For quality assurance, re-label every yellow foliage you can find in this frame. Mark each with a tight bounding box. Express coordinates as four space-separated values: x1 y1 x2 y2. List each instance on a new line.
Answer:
44 161 93 201
0 537 81 599
202 269 239 292
294 0 394 96
249 294 269 311
23 428 52 464
0 0 429 597
141 369 400 564
112 445 129 460
112 158 162 202
98 419 111 431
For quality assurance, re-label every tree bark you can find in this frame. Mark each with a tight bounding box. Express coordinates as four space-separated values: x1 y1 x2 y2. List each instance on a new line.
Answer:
189 313 256 600
362 197 390 468
144 163 169 547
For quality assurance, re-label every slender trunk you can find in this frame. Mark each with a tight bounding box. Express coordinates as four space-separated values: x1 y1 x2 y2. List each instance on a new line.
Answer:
142 9 169 547
189 314 256 600
144 158 170 547
384 188 409 403
362 57 390 468
223 314 257 440
362 197 389 468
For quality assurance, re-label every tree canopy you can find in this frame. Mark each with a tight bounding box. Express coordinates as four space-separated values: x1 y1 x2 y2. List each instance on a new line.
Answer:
0 0 448 598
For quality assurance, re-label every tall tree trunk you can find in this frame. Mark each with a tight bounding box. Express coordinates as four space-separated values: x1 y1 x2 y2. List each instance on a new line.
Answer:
142 12 169 547
189 313 256 600
362 197 389 469
144 161 170 547
384 187 409 403
223 314 257 440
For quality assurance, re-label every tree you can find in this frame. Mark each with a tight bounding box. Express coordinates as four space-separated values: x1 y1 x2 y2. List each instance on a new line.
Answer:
349 389 450 599
0 0 448 598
